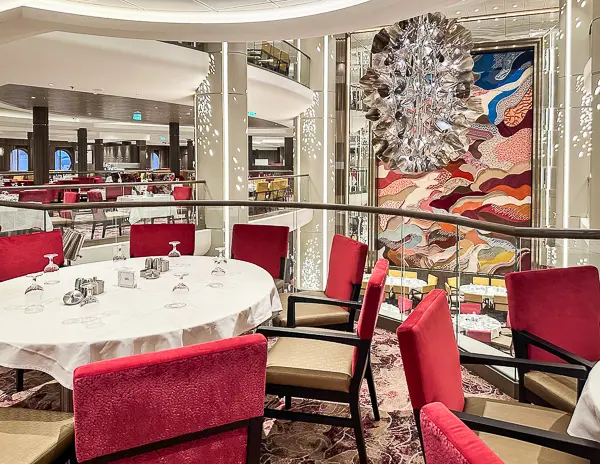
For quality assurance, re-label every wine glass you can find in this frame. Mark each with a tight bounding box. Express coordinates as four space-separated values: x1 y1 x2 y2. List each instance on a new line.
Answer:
80 282 99 308
211 246 227 276
164 272 189 309
24 273 44 314
113 244 127 262
43 254 60 285
168 241 182 258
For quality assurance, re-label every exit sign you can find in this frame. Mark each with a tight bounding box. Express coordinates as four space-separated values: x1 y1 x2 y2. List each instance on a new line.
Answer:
132 111 142 121
248 111 256 117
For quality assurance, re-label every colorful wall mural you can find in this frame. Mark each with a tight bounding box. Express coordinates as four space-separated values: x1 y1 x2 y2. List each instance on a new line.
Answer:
378 48 534 274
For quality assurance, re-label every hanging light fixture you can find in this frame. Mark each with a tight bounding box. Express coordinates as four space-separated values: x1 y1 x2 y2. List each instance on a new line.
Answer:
360 12 475 173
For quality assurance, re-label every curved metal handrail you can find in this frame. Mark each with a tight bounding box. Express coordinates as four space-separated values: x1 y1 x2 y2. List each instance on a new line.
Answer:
1 180 207 191
2 199 599 240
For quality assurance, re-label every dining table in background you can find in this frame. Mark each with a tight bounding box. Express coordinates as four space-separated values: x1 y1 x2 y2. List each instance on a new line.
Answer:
116 193 176 224
0 203 53 233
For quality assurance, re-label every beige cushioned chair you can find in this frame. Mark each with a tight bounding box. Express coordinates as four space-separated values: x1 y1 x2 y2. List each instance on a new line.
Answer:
0 408 74 464
275 234 368 331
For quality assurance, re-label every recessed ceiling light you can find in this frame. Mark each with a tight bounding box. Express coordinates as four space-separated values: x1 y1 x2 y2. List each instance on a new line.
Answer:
477 19 481 23
48 83 54 87
31 96 35 99
493 6 498 9
494 17 499 21
474 8 479 11
456 10 460 14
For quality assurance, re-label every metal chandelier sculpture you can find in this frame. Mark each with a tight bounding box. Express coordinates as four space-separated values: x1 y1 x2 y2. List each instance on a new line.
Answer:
360 13 475 173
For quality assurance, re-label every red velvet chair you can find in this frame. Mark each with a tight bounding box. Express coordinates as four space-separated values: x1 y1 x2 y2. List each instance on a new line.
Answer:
0 230 64 282
231 224 289 291
277 234 368 331
130 223 195 258
18 189 49 203
105 185 133 201
397 290 600 463
258 258 389 464
52 191 81 229
506 266 600 413
88 190 129 238
173 186 194 222
73 334 267 464
420 402 503 464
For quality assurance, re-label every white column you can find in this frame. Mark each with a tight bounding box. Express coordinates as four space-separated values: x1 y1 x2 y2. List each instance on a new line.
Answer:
195 43 248 254
554 0 593 266
296 36 336 290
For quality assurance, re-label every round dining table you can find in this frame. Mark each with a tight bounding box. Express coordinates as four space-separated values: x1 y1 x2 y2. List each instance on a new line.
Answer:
0 256 282 410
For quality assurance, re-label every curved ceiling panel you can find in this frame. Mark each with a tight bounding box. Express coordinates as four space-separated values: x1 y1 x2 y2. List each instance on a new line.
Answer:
0 32 208 104
247 65 314 127
0 0 450 42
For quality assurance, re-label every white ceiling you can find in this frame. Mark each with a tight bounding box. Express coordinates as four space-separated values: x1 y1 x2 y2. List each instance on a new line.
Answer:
0 32 209 105
0 31 313 140
0 0 453 42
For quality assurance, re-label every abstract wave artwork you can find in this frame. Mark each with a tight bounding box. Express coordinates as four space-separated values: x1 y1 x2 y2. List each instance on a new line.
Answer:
378 48 534 274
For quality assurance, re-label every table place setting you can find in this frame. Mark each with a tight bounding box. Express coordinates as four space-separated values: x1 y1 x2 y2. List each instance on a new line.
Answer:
0 248 282 391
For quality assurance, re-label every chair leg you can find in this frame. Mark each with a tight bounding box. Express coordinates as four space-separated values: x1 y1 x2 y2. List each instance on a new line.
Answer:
91 224 96 239
15 369 24 392
365 360 380 421
350 398 368 464
102 225 107 238
246 417 263 464
285 396 292 410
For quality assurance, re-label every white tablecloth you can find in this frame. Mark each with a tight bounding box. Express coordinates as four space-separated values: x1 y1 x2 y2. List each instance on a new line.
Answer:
0 256 281 389
460 284 507 298
568 362 600 442
116 194 176 224
0 205 53 232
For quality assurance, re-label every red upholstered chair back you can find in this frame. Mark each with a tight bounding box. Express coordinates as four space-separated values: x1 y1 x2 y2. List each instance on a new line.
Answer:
397 290 465 412
18 189 48 203
352 258 388 373
87 190 107 221
0 230 65 281
173 186 193 200
63 192 80 204
73 334 267 463
130 223 195 258
324 234 368 301
60 192 80 219
506 266 600 363
420 403 503 464
357 258 388 341
105 186 124 201
231 224 289 279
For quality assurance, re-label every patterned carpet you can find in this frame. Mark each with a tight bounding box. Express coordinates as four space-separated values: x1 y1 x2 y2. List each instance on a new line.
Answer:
0 327 509 463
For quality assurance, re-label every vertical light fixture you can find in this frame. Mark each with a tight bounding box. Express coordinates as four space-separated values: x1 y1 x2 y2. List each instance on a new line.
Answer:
222 42 230 255
322 35 329 286
295 39 302 286
564 1 572 266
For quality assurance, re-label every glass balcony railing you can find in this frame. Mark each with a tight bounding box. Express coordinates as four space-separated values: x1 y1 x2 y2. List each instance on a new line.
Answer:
165 41 310 88
246 41 310 87
1 198 598 386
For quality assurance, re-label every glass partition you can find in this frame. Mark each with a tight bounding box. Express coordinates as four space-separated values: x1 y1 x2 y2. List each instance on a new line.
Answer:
1 198 599 386
246 40 310 87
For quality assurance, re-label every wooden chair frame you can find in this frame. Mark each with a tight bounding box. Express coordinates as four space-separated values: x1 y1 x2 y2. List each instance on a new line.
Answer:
411 350 600 463
78 417 263 463
258 324 377 464
512 329 596 405
284 283 362 332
